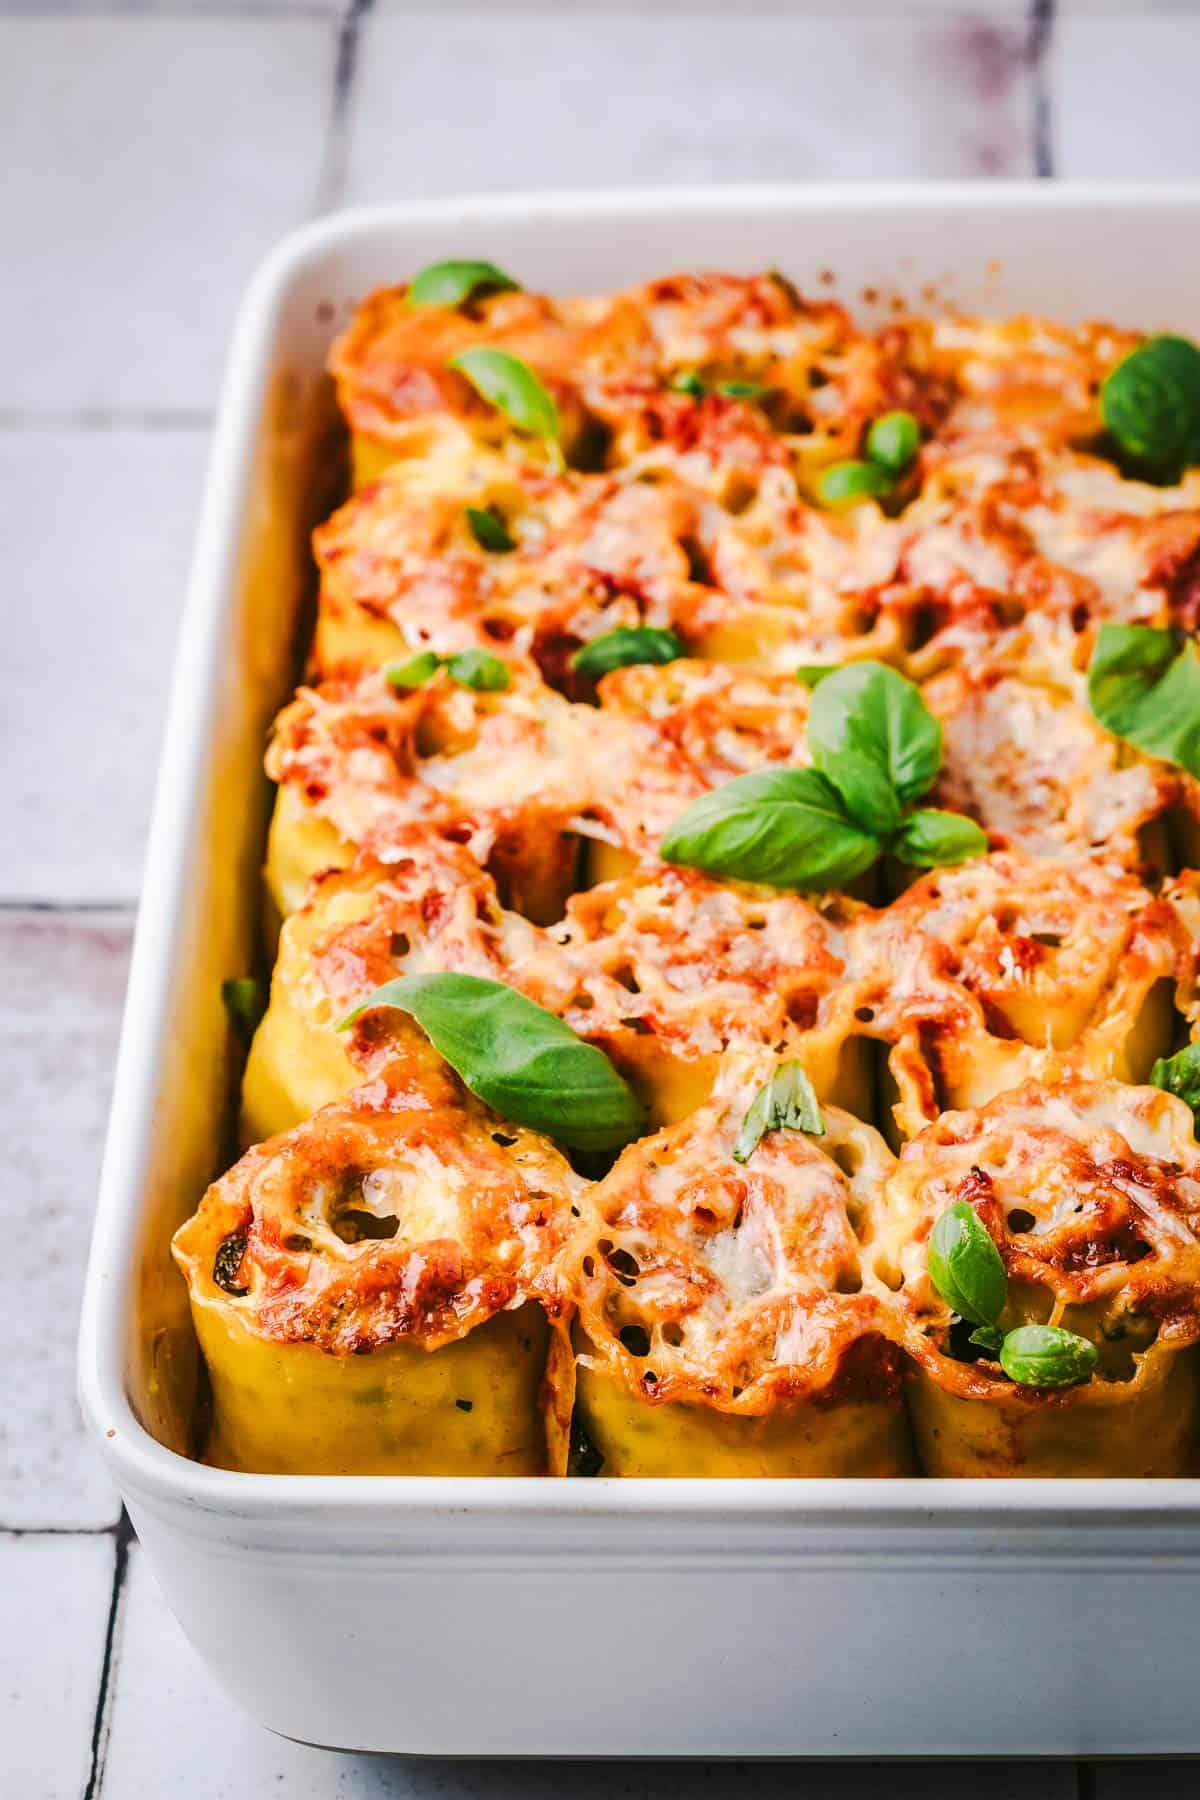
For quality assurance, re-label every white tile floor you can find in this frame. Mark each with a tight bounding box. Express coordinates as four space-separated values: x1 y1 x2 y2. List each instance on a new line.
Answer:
4 4 1199 1794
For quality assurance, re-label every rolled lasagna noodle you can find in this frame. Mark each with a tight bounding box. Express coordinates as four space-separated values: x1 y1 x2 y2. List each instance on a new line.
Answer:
565 1054 913 1477
312 451 726 688
246 853 876 1144
921 663 1189 871
873 1080 1200 1477
859 852 1179 1138
263 666 604 922
887 441 1200 682
173 1057 581 1476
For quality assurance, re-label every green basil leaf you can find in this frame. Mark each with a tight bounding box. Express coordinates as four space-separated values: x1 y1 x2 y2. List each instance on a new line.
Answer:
384 651 442 690
659 766 881 892
221 977 265 1048
808 660 942 834
1101 334 1200 479
571 626 684 681
448 347 559 440
927 1201 1007 1327
466 505 515 552
794 664 836 690
1150 1041 1200 1129
445 649 511 691
969 1324 1005 1358
865 409 920 475
407 259 520 309
667 369 705 399
732 1061 824 1164
338 972 644 1153
816 460 893 510
889 808 988 868
1086 623 1200 778
999 1323 1098 1390
715 379 767 399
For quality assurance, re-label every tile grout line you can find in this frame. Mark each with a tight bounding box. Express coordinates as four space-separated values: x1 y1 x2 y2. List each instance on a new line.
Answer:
313 0 375 215
82 1510 136 1800
0 409 213 433
0 899 139 916
1027 0 1055 178
0 1522 124 1538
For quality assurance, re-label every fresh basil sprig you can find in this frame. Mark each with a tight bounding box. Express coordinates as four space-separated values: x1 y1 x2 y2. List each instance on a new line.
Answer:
998 1324 1098 1390
818 410 921 511
927 1201 1007 1328
571 626 684 682
448 347 559 441
384 649 510 693
1101 334 1200 481
407 260 520 309
1150 1042 1200 1129
732 1062 824 1165
1086 623 1200 778
794 664 836 690
466 504 515 552
221 977 265 1048
660 767 881 891
808 660 942 836
890 809 988 868
339 972 644 1153
928 1203 1099 1388
664 370 766 402
660 661 984 891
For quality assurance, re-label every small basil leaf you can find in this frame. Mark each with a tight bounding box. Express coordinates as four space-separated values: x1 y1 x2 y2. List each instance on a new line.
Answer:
1101 334 1200 479
448 347 559 440
659 766 881 892
445 649 511 691
466 505 515 552
715 379 767 399
221 977 265 1048
338 972 644 1153
1150 1041 1200 1130
889 808 988 868
808 660 942 833
571 626 684 681
969 1324 1005 1358
999 1324 1098 1390
794 664 836 690
732 1061 824 1165
407 259 520 309
817 460 893 510
385 651 442 690
865 410 920 475
927 1201 1007 1327
667 369 705 399
1086 623 1200 778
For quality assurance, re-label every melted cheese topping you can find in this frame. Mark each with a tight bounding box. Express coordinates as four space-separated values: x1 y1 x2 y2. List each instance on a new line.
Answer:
174 1056 583 1353
565 1053 904 1413
871 1079 1200 1396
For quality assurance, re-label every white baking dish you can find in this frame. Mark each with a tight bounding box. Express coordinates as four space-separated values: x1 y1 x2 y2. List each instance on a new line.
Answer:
79 184 1200 1758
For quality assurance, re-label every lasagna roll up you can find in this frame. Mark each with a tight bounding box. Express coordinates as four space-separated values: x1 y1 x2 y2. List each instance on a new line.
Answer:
173 1057 582 1476
565 1056 913 1477
860 852 1179 1139
263 666 601 923
245 854 875 1145
876 1081 1200 1477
